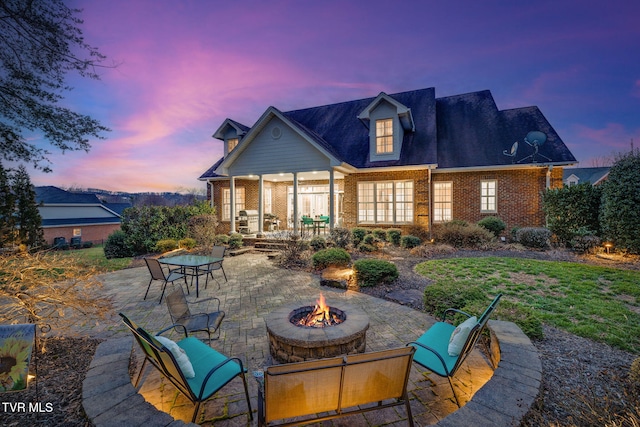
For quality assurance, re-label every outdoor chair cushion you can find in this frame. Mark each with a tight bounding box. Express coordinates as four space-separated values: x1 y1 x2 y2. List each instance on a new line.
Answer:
412 322 459 376
448 316 477 356
155 335 195 378
177 337 244 398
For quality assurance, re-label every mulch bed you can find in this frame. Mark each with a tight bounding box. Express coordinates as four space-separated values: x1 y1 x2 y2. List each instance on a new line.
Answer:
1 337 101 426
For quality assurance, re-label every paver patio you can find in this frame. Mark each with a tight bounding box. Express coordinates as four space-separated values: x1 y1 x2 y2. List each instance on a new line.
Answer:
82 252 493 426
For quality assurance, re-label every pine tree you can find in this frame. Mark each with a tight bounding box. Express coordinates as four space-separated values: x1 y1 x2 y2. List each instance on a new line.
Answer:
12 165 44 249
0 162 16 247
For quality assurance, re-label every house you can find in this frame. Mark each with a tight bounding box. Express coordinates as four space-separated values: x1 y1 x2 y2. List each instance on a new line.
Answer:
563 167 610 187
199 87 577 236
34 186 126 245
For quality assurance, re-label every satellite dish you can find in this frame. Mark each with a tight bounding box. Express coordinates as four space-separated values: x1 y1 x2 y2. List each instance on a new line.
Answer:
525 131 547 147
517 131 552 163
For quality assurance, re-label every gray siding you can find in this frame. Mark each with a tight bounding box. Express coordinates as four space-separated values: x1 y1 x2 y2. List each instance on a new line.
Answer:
228 117 332 175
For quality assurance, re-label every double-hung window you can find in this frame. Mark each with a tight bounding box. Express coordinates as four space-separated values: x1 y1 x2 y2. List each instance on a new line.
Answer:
480 180 497 213
375 119 393 154
357 181 413 224
227 138 239 152
222 187 245 221
433 182 452 222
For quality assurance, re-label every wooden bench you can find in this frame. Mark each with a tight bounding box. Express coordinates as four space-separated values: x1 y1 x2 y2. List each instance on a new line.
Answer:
257 346 416 427
119 313 252 423
408 294 502 406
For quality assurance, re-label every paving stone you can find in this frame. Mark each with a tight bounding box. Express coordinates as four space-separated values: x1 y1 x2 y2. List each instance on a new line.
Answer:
82 252 540 427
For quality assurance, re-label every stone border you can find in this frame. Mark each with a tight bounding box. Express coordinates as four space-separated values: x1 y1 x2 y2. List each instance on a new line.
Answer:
82 337 197 427
83 321 540 427
435 320 542 427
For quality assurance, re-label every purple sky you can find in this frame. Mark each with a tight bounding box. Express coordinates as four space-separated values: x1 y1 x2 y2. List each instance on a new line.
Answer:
29 0 640 193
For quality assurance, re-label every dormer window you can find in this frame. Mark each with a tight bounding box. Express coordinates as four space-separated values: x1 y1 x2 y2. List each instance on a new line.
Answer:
228 138 239 152
376 119 393 154
358 92 414 163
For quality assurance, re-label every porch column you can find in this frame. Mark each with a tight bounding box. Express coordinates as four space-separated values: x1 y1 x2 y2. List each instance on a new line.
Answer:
293 172 299 234
230 176 236 233
329 169 335 231
258 175 264 234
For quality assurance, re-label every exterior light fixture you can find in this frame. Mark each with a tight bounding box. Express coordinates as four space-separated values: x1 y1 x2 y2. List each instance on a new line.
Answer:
603 242 613 254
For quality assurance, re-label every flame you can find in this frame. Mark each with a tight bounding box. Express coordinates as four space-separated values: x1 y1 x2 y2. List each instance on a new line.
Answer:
298 293 341 327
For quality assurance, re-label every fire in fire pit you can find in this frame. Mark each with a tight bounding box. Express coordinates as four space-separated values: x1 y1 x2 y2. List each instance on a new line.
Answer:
291 293 345 327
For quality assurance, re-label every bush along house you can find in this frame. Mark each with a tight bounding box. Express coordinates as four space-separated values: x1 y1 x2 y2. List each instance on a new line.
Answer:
199 87 577 236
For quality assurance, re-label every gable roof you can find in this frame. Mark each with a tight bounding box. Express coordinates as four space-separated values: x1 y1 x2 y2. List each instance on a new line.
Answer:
563 167 610 185
35 186 102 204
200 87 576 179
35 186 123 227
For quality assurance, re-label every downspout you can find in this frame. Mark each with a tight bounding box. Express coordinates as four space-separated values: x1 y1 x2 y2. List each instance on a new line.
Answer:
428 168 433 241
546 165 553 189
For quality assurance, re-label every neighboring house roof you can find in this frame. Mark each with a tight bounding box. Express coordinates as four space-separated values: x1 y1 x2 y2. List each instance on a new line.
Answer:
200 87 576 179
103 203 132 216
34 186 123 228
563 167 610 186
35 186 102 204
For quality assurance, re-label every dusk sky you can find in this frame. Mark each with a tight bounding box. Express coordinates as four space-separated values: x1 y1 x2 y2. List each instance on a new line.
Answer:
29 0 640 193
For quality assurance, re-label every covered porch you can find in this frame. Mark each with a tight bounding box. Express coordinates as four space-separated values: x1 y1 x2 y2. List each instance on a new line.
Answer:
211 169 348 236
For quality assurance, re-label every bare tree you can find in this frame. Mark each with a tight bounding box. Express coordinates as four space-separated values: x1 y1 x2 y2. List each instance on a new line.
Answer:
0 0 111 171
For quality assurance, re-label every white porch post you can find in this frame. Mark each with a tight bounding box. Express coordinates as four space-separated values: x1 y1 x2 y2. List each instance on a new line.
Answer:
230 176 236 233
329 169 335 231
293 172 299 234
258 175 264 234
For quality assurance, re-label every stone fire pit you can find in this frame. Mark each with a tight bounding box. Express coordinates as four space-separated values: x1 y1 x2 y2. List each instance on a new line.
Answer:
266 300 369 363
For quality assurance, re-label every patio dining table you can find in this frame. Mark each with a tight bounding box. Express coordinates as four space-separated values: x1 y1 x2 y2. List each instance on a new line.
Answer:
158 254 222 298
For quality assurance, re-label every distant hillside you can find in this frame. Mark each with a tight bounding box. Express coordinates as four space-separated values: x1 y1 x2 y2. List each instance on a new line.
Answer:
68 188 206 207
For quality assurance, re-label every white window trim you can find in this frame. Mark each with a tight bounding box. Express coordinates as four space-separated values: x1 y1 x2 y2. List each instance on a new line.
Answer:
357 180 414 225
375 118 393 154
433 181 452 223
480 180 497 213
222 187 245 221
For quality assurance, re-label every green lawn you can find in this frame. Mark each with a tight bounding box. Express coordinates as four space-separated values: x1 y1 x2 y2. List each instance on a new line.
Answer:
53 245 133 272
415 257 640 353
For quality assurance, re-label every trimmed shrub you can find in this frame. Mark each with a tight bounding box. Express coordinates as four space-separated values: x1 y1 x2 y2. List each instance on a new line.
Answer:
406 225 430 241
372 228 387 241
401 235 421 249
516 227 552 249
601 150 640 254
104 230 134 259
311 248 351 269
214 234 229 245
179 237 197 250
353 259 398 287
434 222 494 248
362 234 376 245
352 227 368 246
386 228 402 246
155 239 178 252
328 227 352 249
357 243 377 252
478 216 506 237
570 227 601 254
309 235 327 251
228 233 244 249
542 183 602 246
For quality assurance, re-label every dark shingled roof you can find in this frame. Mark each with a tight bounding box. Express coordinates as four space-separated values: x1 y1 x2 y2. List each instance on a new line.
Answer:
563 167 610 185
35 186 102 204
200 87 575 179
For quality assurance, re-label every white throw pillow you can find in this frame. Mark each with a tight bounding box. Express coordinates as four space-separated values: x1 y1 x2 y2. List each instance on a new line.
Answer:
447 316 477 357
155 335 196 378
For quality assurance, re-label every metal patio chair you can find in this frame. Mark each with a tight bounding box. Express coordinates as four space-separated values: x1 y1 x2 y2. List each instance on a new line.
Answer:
144 257 187 304
165 286 225 345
